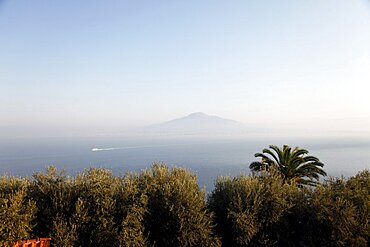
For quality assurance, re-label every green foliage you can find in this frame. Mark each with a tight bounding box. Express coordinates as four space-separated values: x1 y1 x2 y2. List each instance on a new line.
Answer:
51 215 78 247
73 168 147 247
310 171 369 246
73 168 117 246
208 170 297 246
28 166 78 243
250 145 327 186
139 163 220 247
271 170 370 247
346 170 370 244
28 166 147 247
0 162 368 247
114 174 147 247
0 176 36 243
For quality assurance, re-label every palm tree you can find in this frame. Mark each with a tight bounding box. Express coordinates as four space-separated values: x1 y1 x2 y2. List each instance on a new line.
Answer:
250 145 327 186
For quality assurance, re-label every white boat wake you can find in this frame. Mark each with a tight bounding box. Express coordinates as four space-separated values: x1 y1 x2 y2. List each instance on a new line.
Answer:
91 144 181 152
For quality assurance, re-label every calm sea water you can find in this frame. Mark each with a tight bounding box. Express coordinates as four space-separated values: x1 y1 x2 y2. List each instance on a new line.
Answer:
1 136 369 189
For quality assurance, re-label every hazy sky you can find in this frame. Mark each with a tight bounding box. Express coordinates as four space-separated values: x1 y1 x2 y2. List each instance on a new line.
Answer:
1 0 370 138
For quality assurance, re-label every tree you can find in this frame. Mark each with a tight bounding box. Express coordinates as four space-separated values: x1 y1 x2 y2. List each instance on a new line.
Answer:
280 172 369 247
139 163 220 247
28 166 148 247
0 176 36 243
208 171 297 246
28 166 80 246
73 168 147 247
250 145 326 186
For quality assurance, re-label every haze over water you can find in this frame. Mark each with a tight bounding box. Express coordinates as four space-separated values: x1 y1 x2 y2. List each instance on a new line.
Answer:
1 0 370 188
2 0 370 139
1 134 369 189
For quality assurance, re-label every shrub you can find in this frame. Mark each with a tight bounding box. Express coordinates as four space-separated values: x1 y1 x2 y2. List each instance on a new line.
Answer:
309 170 369 246
345 170 370 245
1 164 367 246
0 176 36 243
73 168 147 247
139 163 220 247
208 170 297 246
274 170 369 247
28 166 148 247
28 166 78 244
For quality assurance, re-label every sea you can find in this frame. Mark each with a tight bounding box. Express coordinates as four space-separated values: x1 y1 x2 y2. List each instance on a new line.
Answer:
1 135 369 190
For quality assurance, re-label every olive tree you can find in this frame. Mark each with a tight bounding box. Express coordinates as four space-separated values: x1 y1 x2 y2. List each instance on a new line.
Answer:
139 163 220 247
208 170 297 246
0 176 36 243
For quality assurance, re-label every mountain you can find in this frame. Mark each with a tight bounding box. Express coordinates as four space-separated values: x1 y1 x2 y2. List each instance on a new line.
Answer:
140 112 248 136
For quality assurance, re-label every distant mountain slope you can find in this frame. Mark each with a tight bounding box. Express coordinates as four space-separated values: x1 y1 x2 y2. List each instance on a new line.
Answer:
142 112 248 136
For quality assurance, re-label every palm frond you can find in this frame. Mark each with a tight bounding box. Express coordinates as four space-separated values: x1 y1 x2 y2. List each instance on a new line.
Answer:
251 145 327 187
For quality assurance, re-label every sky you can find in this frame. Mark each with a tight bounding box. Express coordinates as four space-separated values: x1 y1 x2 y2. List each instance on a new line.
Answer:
1 0 370 138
